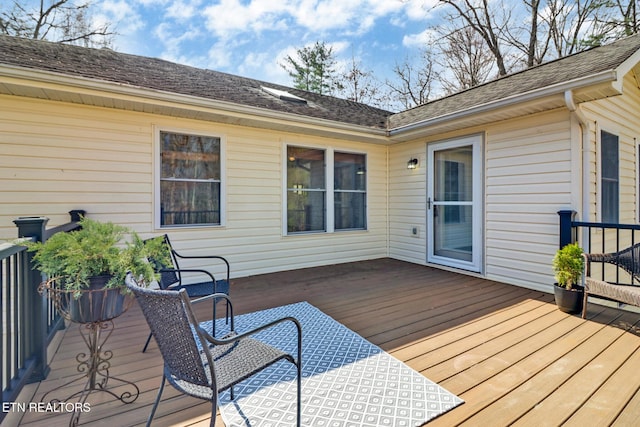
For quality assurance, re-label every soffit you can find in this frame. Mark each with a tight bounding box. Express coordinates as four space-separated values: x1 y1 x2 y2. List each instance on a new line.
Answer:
0 72 389 145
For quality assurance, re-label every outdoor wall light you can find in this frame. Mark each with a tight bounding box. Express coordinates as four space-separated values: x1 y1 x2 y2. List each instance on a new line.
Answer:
407 158 419 169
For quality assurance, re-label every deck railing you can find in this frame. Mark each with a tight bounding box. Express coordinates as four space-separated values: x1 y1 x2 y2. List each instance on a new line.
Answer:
1 210 84 420
558 210 640 284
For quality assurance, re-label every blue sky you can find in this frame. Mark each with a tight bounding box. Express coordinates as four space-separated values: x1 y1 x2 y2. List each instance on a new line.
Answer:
93 0 441 88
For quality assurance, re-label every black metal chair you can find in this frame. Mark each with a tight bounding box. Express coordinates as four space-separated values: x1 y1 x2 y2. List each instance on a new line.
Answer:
142 234 231 351
125 274 302 427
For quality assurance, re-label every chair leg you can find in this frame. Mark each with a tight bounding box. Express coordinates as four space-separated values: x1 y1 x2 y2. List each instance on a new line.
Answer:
210 391 218 427
296 361 302 427
582 291 588 319
147 375 166 427
142 332 153 353
212 302 217 337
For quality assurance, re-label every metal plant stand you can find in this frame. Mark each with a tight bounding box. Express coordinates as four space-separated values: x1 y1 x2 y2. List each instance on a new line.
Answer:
40 280 140 427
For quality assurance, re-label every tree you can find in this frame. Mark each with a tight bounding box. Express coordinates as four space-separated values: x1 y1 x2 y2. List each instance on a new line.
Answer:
585 0 640 47
281 41 340 95
438 0 511 76
385 50 437 110
0 0 113 47
435 25 496 93
544 0 608 56
336 55 386 107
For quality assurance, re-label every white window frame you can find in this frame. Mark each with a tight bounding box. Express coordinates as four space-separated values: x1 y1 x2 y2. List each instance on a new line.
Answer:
282 144 368 235
427 134 483 273
334 150 368 231
597 126 620 224
154 127 226 229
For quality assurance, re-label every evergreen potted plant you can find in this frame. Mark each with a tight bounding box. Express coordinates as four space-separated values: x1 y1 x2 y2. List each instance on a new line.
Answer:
28 217 170 322
552 242 585 314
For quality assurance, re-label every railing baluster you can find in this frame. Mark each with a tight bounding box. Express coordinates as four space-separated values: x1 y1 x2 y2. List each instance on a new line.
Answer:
1 210 84 422
560 211 640 286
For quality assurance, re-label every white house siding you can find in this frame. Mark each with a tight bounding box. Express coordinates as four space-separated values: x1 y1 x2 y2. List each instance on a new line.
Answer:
484 111 574 291
388 110 575 292
388 142 427 265
581 73 640 228
0 95 389 279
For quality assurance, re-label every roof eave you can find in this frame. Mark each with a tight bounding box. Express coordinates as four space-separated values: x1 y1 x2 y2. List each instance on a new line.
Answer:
0 65 389 144
388 70 620 141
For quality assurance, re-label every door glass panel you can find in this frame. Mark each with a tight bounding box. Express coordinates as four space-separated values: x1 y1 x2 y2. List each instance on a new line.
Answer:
434 147 472 202
434 205 473 261
433 146 473 262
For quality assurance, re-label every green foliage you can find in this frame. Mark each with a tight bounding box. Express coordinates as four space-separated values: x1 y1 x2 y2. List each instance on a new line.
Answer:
553 243 584 289
281 41 339 95
27 217 170 292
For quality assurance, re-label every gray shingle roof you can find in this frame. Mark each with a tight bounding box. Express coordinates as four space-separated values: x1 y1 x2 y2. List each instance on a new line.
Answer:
389 33 640 130
0 35 392 130
1 34 639 134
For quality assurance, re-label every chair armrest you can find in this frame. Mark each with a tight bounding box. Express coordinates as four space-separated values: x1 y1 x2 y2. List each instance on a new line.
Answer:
191 292 235 329
583 253 591 279
160 267 219 286
171 250 230 280
198 316 303 362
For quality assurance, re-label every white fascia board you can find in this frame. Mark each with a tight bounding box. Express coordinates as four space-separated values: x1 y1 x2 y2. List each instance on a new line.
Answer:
611 48 640 92
388 70 619 136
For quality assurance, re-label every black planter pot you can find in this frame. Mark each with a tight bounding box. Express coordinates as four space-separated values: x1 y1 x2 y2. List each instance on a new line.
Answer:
67 275 126 323
554 283 584 314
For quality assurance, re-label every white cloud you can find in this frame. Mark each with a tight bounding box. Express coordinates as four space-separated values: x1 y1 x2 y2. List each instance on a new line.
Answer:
405 0 439 21
132 0 170 6
206 39 245 70
107 0 441 88
154 22 200 50
165 0 203 20
402 28 435 48
202 0 291 39
200 0 423 39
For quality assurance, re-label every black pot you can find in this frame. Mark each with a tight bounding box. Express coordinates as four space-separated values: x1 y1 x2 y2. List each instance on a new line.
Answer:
554 283 584 314
67 275 126 323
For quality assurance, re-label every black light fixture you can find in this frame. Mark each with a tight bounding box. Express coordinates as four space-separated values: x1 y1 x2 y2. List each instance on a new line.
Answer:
407 158 419 169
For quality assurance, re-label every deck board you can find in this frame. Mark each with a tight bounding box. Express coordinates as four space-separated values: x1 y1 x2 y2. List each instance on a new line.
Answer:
13 258 640 426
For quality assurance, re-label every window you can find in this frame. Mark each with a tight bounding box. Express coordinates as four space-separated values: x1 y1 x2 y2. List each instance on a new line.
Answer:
334 152 366 230
287 146 326 233
286 146 367 234
159 131 222 227
601 130 619 223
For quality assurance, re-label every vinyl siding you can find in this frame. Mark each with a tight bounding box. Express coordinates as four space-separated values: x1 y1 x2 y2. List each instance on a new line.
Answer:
0 95 388 279
484 111 574 290
581 73 640 228
388 110 575 291
4 72 640 293
388 142 427 265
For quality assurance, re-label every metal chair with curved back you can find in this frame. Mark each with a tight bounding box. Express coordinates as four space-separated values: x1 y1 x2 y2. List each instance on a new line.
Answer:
125 273 302 427
142 234 231 352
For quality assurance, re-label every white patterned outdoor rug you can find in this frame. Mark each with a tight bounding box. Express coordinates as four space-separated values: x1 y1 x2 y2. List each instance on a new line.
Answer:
203 302 463 426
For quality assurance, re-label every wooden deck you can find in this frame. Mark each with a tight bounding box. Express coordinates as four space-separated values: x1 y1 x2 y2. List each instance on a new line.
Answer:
11 258 640 426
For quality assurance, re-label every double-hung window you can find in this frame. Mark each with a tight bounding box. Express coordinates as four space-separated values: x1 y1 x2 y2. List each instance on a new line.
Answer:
601 130 619 223
286 145 366 234
334 152 367 230
159 131 222 227
286 146 326 233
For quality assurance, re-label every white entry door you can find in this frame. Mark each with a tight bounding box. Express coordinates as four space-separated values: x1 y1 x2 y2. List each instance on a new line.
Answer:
427 135 482 272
